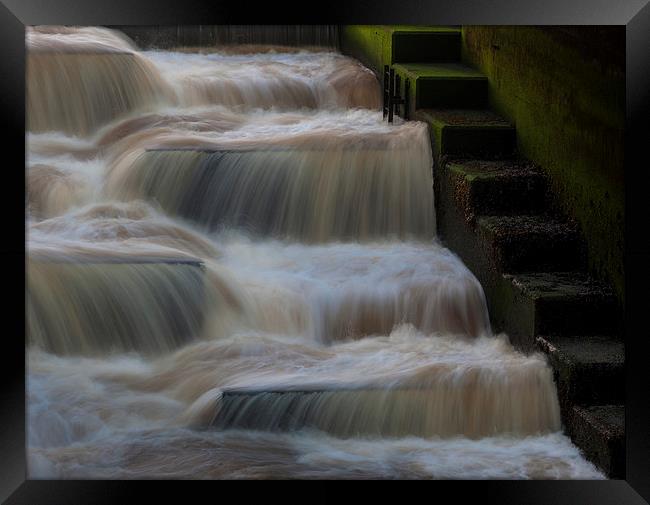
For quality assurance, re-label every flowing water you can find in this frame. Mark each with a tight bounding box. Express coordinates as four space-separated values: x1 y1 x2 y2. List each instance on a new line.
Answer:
26 26 604 479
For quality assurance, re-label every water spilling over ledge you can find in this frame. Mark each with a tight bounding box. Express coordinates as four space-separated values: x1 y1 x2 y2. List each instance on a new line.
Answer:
214 238 491 341
28 212 490 351
107 145 433 241
28 260 206 355
25 26 604 479
144 50 380 110
212 361 561 438
26 27 379 137
27 27 174 136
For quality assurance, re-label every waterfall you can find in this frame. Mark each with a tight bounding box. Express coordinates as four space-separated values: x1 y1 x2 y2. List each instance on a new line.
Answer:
27 28 174 136
106 144 434 241
25 26 603 480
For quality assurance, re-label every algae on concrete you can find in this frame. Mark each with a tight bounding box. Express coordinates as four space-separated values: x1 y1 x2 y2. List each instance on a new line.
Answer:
339 25 461 77
461 26 625 304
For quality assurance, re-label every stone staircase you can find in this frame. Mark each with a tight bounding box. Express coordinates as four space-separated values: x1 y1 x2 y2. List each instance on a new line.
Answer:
355 26 625 478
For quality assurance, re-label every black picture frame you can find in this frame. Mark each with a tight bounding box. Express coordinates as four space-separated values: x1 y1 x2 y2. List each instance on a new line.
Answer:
2 0 649 502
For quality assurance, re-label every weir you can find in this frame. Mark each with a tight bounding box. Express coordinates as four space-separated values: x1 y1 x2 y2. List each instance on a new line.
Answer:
106 145 434 241
24 25 609 480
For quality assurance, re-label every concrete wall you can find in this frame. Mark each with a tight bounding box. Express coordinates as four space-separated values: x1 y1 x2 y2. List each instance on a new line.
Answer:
461 26 625 303
339 25 400 78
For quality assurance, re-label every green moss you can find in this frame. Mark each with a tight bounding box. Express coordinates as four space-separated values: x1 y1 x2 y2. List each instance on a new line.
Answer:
338 26 393 76
389 26 460 33
461 26 625 304
340 24 625 306
339 26 462 73
392 64 487 110
393 63 484 80
416 109 515 157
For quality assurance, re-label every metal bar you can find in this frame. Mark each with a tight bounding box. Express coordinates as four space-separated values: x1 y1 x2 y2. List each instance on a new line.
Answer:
404 78 410 121
388 68 395 123
394 74 401 118
383 65 390 119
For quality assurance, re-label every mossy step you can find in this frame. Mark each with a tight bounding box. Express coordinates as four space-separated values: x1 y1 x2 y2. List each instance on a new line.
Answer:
391 29 461 63
565 405 625 478
536 335 624 406
446 159 546 217
339 26 459 79
435 158 620 351
477 215 584 273
378 26 461 34
416 109 516 158
499 272 619 347
393 63 487 113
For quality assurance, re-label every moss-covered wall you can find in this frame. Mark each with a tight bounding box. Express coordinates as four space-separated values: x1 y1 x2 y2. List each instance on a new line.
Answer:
461 26 625 303
338 25 397 78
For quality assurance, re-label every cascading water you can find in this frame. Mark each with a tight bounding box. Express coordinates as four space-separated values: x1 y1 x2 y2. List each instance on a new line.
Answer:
26 26 604 479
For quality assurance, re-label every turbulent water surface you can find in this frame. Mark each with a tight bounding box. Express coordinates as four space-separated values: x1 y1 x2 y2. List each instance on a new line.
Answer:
26 26 604 479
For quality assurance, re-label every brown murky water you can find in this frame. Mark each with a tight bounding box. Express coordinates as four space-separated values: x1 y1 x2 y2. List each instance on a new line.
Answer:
26 26 603 479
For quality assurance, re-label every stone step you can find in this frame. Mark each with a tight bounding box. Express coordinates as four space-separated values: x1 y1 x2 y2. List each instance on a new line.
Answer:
498 272 619 349
435 159 621 351
393 63 487 113
339 26 461 77
445 159 547 218
536 335 624 406
416 109 516 158
391 28 461 63
565 405 625 478
477 215 584 273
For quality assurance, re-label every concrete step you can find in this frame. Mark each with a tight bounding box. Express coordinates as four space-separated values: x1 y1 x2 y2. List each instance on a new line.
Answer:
498 272 619 348
416 109 516 158
435 159 620 351
565 405 625 478
340 26 460 78
477 215 584 273
391 28 461 63
536 335 624 406
393 63 487 113
445 159 547 218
